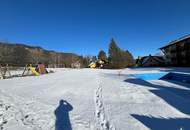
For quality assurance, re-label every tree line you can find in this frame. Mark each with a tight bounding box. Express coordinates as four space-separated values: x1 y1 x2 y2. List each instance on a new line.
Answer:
0 38 135 68
97 38 135 68
0 42 85 67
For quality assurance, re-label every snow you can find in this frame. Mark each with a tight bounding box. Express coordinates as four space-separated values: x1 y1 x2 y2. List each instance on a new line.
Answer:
0 68 190 130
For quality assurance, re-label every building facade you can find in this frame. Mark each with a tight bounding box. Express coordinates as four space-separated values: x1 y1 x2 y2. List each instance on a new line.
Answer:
136 55 165 67
160 35 190 66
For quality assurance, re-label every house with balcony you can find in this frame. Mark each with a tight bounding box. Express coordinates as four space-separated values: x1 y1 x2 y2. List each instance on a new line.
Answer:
160 35 190 66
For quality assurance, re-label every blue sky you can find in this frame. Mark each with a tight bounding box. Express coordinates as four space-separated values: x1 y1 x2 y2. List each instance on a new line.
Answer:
0 0 190 58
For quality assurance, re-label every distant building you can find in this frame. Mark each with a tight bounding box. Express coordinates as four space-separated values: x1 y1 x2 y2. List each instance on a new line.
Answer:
136 55 165 67
88 62 96 68
71 61 81 68
160 35 190 66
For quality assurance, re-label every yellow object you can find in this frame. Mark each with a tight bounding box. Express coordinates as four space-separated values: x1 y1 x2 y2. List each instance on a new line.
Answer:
29 67 40 76
89 62 96 68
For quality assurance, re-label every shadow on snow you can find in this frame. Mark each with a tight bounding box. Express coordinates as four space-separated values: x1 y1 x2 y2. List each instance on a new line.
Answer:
131 114 190 130
55 100 73 130
124 78 190 115
124 78 190 129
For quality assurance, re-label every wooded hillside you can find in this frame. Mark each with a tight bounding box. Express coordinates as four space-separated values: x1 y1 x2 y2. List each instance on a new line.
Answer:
0 42 84 67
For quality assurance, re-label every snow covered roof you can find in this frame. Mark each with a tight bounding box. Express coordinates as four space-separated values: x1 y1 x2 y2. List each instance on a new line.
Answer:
160 34 190 49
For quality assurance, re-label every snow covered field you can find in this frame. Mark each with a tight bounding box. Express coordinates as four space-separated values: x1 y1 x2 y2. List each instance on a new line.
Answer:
0 68 190 130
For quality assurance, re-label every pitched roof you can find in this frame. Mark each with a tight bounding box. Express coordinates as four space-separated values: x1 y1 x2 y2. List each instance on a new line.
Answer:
160 34 190 49
141 55 164 66
137 55 164 65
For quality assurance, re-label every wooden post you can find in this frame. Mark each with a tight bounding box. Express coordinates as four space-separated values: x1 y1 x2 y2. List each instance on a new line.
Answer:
0 64 12 79
22 64 29 76
0 64 4 79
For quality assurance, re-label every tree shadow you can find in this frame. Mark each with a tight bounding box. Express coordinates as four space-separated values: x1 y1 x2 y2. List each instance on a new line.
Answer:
124 78 190 115
131 114 190 130
55 100 73 130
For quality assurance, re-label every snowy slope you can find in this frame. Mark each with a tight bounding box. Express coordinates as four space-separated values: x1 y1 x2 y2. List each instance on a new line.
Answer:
0 68 190 130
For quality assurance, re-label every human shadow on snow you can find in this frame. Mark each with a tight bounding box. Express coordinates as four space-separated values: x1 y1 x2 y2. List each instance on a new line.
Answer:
55 100 73 130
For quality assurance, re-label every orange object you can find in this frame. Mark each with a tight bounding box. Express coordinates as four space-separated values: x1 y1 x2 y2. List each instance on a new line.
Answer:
38 64 46 74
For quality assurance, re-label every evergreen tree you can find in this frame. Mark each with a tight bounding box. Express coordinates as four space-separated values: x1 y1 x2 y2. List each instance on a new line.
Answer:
108 38 120 68
108 38 134 68
125 50 135 66
98 50 107 61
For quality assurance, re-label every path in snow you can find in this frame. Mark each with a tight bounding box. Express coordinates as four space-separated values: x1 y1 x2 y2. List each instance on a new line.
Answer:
0 68 190 130
0 69 101 130
94 85 115 130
